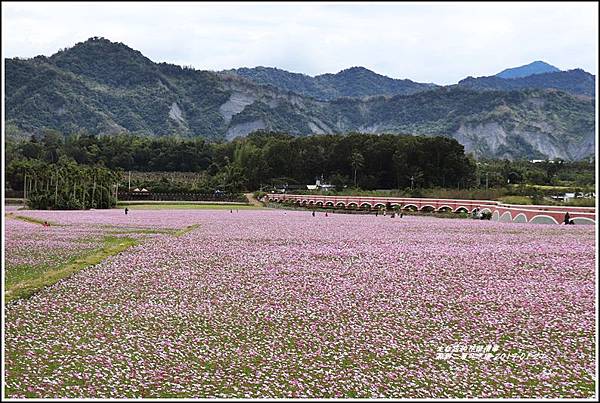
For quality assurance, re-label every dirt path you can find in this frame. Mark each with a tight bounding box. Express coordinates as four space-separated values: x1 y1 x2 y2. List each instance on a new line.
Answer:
244 193 264 207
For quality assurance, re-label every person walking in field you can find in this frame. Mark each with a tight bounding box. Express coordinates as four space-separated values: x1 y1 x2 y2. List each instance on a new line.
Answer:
563 212 570 225
312 210 315 217
125 207 129 215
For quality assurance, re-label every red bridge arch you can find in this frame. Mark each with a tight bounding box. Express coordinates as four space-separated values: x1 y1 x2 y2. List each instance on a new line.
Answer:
265 193 596 225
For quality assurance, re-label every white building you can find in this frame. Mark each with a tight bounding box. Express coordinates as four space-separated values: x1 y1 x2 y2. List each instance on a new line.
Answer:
307 177 336 191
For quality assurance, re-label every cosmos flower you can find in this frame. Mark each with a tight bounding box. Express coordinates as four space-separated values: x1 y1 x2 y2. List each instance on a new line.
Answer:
4 209 596 398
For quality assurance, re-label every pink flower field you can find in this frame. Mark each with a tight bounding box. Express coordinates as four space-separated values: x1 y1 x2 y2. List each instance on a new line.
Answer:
3 209 596 398
4 215 105 287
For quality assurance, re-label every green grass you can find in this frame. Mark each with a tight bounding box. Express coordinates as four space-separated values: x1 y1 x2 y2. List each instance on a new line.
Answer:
499 196 533 205
5 213 60 226
564 198 596 207
173 224 200 236
108 228 177 235
117 203 260 210
513 184 573 190
107 224 200 236
5 236 138 303
5 221 201 303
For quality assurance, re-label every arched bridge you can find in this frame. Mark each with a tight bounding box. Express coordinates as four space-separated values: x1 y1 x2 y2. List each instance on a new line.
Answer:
265 193 596 225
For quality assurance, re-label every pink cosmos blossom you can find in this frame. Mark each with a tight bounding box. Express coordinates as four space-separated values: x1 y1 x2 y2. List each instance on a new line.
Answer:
4 209 596 398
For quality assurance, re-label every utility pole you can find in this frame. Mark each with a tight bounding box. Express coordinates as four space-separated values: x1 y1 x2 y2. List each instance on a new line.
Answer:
410 175 414 190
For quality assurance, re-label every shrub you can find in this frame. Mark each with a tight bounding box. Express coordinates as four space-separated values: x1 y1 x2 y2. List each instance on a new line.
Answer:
481 211 492 220
253 190 267 201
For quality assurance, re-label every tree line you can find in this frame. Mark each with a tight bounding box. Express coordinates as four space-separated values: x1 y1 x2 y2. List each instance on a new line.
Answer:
6 130 477 194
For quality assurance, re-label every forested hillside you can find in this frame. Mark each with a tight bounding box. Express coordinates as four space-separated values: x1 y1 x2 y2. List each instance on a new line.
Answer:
5 37 596 160
224 66 437 100
458 69 595 97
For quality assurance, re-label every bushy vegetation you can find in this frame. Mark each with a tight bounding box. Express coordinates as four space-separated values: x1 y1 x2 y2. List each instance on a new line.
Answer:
475 158 595 189
7 158 120 209
6 128 594 209
6 131 476 195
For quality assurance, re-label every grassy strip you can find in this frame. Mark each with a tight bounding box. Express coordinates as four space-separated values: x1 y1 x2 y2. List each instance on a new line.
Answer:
5 236 137 303
498 196 533 205
6 213 60 226
108 224 199 237
563 198 596 207
174 224 200 237
108 228 176 235
512 184 574 190
118 203 260 210
117 200 249 206
6 221 197 302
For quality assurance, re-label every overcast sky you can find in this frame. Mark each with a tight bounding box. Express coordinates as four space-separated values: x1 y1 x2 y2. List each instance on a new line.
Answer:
2 1 597 85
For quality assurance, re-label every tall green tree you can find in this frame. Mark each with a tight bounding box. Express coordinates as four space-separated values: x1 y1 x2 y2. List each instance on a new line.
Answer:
350 151 364 188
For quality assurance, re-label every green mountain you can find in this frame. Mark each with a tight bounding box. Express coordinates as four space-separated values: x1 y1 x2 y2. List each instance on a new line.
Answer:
5 37 596 160
223 66 438 100
496 61 560 79
458 69 594 97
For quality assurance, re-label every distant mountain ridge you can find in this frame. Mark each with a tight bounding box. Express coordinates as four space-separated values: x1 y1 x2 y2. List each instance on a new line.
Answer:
230 62 593 99
5 37 596 161
496 61 561 79
457 69 595 97
222 66 438 100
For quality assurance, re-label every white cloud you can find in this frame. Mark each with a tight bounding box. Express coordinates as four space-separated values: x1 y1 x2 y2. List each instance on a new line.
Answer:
2 1 597 84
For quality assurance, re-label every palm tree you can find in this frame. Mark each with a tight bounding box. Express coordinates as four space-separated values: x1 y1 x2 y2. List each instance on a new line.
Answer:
408 169 424 191
350 151 364 188
221 163 247 193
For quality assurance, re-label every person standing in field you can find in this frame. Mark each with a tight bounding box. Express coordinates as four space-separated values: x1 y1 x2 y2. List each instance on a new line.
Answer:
563 212 570 225
125 208 128 215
